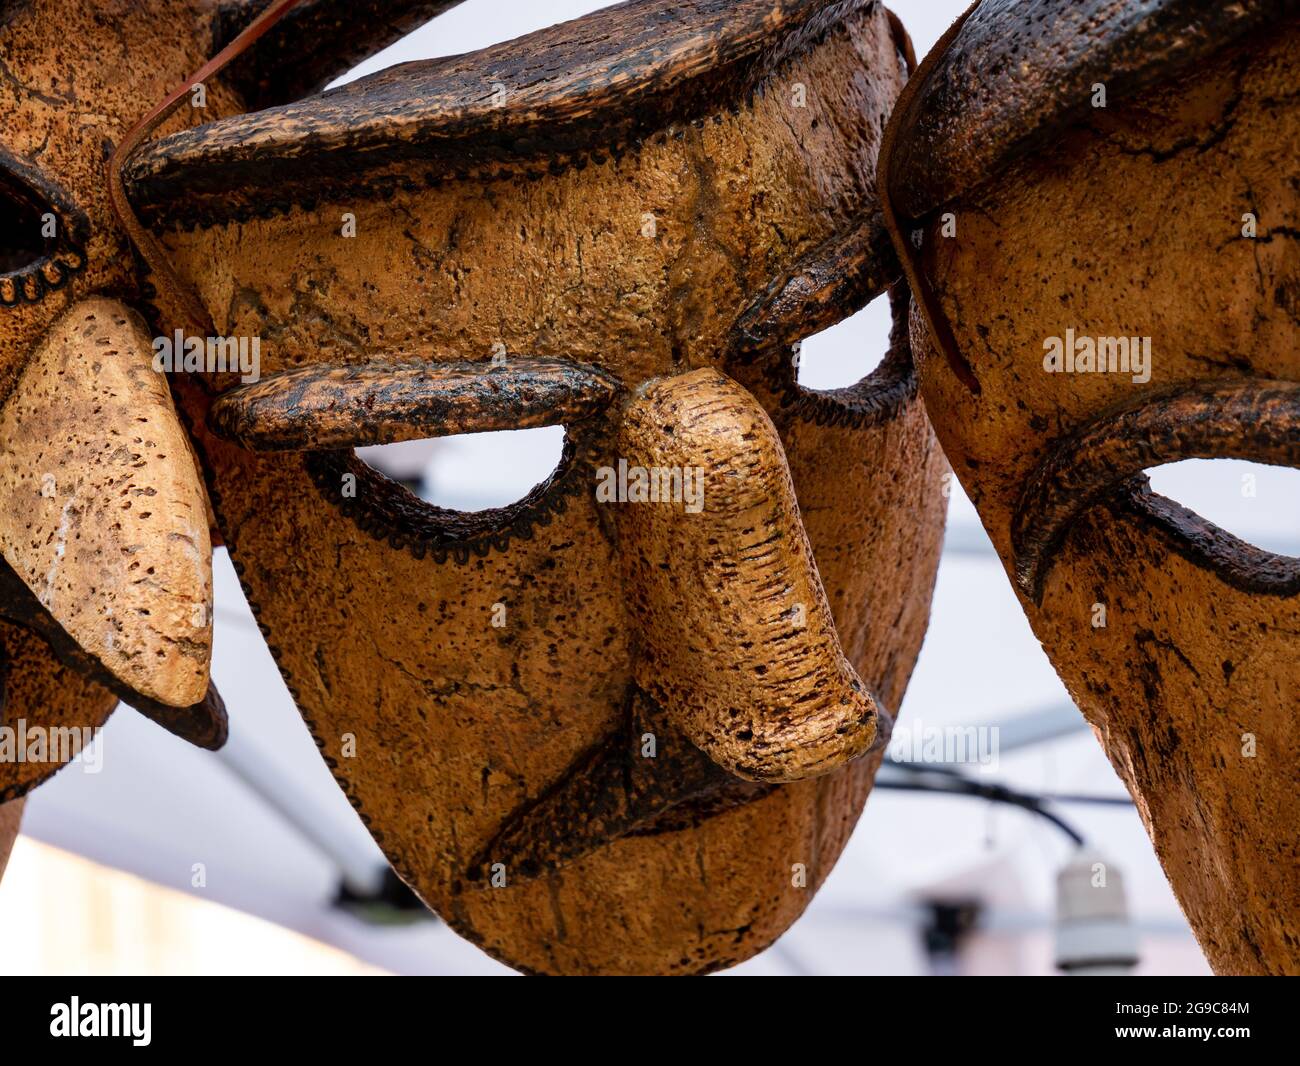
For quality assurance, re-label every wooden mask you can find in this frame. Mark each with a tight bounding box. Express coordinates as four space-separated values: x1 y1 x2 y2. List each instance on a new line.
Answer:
882 0 1299 974
0 0 947 976
0 0 258 816
0 0 479 932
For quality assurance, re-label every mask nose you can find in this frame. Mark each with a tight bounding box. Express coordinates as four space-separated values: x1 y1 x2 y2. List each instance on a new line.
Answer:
0 296 224 748
467 366 892 884
616 367 887 783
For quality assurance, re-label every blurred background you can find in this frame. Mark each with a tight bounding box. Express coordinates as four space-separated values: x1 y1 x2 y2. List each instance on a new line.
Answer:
2 0 1296 976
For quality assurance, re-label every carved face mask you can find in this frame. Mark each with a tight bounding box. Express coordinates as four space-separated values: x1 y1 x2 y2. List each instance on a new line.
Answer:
1 0 494 921
882 0 1299 974
105 0 948 974
0 0 251 813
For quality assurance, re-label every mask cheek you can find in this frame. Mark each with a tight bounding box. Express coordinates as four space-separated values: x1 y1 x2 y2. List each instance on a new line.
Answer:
1029 491 1300 971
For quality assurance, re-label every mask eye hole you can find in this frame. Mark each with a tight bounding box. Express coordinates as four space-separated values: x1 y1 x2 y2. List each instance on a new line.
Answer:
0 170 53 274
306 426 581 564
796 290 892 391
0 157 85 306
1145 459 1300 557
357 426 568 511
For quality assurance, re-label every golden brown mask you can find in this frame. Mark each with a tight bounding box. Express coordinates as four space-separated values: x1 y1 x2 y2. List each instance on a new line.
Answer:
113 0 948 974
883 0 1300 975
0 0 265 812
0 0 473 868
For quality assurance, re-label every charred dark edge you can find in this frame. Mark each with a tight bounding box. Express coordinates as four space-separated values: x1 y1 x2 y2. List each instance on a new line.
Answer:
731 280 919 430
625 778 781 838
126 0 880 230
730 216 900 350
0 244 87 308
0 0 29 34
303 429 589 565
887 0 1299 223
464 686 737 886
0 145 90 309
214 0 468 110
209 357 620 451
0 558 227 750
869 696 895 753
1107 478 1300 598
1011 381 1300 604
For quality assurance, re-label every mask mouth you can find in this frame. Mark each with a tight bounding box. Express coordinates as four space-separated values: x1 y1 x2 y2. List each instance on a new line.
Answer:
1011 380 1300 604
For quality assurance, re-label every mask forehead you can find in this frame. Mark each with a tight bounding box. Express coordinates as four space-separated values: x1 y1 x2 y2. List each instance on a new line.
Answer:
126 2 906 385
0 0 202 396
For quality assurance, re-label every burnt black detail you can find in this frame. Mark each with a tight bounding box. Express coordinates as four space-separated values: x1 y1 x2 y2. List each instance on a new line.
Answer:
0 555 227 803
1013 381 1300 602
214 1 469 111
464 685 759 885
885 0 1297 222
730 281 917 430
127 0 880 231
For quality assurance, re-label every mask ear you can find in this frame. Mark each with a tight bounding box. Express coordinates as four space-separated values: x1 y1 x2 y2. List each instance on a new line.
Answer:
0 297 213 710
